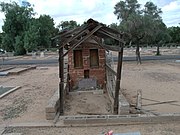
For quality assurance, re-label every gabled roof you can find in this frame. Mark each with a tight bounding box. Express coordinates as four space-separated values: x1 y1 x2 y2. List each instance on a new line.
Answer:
53 18 125 57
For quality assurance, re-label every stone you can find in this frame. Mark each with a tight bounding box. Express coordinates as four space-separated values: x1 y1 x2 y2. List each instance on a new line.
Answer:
40 52 45 58
78 78 97 90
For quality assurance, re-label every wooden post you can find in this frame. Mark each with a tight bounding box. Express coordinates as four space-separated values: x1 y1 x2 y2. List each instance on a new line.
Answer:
59 47 64 115
114 47 123 114
136 90 142 113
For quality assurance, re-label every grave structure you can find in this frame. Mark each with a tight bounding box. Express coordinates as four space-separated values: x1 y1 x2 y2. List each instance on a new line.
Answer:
68 37 106 90
52 18 127 116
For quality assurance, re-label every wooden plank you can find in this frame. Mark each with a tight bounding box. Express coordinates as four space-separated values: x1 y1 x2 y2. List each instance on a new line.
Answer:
142 101 177 107
106 64 117 76
59 48 64 115
142 98 180 107
59 25 90 48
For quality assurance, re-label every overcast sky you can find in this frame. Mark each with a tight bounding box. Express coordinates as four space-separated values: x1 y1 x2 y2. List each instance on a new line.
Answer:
0 0 180 32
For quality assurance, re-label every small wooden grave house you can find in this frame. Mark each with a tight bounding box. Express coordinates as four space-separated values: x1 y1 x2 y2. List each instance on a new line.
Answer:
53 18 125 115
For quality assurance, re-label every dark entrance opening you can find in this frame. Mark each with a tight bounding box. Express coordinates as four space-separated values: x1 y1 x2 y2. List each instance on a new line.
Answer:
84 70 89 78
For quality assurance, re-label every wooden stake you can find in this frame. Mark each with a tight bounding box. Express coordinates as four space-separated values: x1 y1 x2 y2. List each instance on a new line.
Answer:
136 90 142 112
113 47 123 114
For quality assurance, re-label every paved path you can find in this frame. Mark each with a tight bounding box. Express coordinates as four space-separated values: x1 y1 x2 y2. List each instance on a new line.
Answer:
0 55 180 65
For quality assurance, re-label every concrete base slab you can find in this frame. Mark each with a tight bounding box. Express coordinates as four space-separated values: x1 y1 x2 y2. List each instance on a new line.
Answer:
8 121 53 128
0 127 5 135
69 89 104 95
62 113 180 126
118 94 130 115
113 132 141 135
3 133 22 135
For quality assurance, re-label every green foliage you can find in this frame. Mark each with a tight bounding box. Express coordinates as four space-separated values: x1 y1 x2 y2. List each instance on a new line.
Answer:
24 19 40 52
37 15 56 49
114 0 140 21
0 2 57 55
0 33 3 48
113 0 170 46
168 26 180 43
144 2 162 20
0 1 34 54
57 20 80 30
14 35 26 55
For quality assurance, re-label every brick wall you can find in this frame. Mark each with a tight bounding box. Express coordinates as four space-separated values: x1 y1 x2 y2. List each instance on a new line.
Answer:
68 43 106 89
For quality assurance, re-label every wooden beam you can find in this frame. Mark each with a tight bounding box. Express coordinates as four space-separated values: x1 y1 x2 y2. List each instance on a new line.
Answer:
98 29 125 44
91 35 124 52
103 44 122 52
59 47 64 115
62 25 102 57
91 36 109 52
59 25 90 48
142 101 177 107
113 47 123 114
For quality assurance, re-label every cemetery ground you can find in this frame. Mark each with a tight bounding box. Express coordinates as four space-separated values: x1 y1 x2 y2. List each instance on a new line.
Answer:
0 48 180 135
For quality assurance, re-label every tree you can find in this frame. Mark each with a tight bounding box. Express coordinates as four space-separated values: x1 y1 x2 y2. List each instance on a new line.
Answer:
0 2 57 55
24 19 40 52
114 0 166 63
114 0 141 23
144 2 162 20
114 0 144 64
37 15 56 50
57 20 79 30
152 21 171 55
0 33 3 48
0 1 34 55
143 2 170 55
168 26 180 43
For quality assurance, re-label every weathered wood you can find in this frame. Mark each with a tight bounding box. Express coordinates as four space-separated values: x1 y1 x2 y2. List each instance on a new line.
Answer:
142 97 180 107
136 90 142 112
60 25 90 48
59 48 64 114
98 29 125 44
62 25 102 57
114 47 123 114
106 64 117 76
91 36 109 52
142 101 177 107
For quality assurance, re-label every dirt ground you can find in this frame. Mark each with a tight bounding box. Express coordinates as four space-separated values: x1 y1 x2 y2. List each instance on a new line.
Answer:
119 61 180 114
0 48 180 134
0 65 59 125
64 92 111 115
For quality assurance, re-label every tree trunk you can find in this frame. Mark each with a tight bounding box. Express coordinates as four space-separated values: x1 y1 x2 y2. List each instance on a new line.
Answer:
156 43 160 55
136 44 141 64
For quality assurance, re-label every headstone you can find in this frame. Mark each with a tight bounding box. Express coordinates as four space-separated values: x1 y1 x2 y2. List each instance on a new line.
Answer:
78 78 97 90
32 52 36 59
0 72 8 76
40 52 45 58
